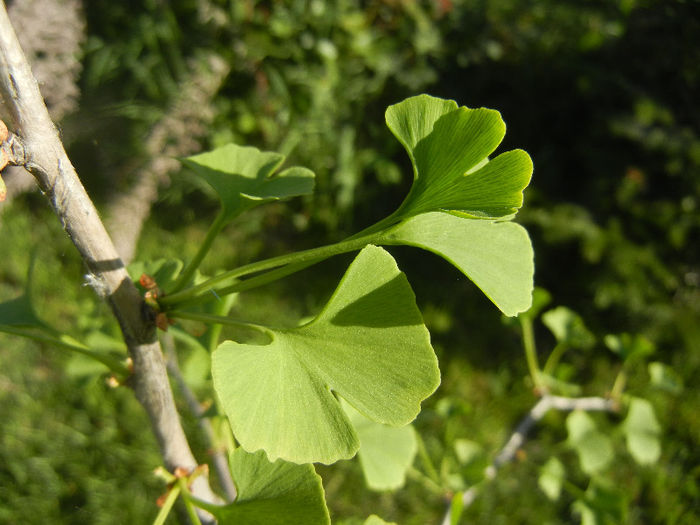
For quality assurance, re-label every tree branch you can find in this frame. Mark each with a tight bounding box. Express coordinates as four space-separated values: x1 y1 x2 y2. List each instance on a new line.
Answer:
0 1 220 518
440 395 617 525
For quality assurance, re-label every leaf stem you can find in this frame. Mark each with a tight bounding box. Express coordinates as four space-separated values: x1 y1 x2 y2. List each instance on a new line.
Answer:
170 209 227 294
159 232 382 307
168 310 272 337
153 484 181 525
519 316 545 393
415 432 441 486
0 325 129 376
542 342 568 376
179 478 204 525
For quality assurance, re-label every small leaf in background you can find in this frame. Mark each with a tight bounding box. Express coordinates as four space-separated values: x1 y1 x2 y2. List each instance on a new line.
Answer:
385 94 532 221
542 306 595 349
212 246 440 464
200 448 329 525
453 438 483 465
604 333 655 362
181 143 315 222
648 362 683 394
623 397 661 465
341 399 417 491
364 515 397 525
566 411 614 475
538 456 565 501
384 212 533 316
572 479 627 525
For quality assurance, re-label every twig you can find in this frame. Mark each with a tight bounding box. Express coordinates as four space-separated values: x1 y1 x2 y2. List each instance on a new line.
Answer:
440 395 617 525
162 333 237 502
0 2 220 520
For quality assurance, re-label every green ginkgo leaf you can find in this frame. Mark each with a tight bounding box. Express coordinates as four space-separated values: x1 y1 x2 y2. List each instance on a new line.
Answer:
385 94 532 220
212 246 440 464
182 143 315 221
566 411 614 475
342 399 417 491
382 212 534 316
198 448 329 525
623 397 661 465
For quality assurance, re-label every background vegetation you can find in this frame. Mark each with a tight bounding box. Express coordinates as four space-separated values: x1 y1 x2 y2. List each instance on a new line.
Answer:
0 0 697 523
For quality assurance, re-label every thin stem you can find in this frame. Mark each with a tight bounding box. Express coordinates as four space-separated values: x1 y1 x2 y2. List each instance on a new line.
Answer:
159 232 382 307
179 478 204 525
170 210 227 294
168 310 271 337
406 467 444 496
415 432 441 486
153 484 181 525
520 316 545 392
542 342 568 376
609 369 627 401
0 325 129 376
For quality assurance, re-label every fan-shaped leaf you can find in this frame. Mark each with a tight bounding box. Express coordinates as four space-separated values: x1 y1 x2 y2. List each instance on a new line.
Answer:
342 399 417 491
385 94 532 220
182 143 315 221
212 246 440 464
382 212 533 316
200 448 329 525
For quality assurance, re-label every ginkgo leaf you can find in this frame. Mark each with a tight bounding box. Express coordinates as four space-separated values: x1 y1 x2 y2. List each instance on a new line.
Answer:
385 94 532 221
623 397 661 465
182 143 315 221
199 448 329 525
212 245 440 464
382 212 534 316
341 399 417 491
566 411 613 475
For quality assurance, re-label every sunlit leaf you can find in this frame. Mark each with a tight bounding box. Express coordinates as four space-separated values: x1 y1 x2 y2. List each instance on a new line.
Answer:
364 516 397 525
342 399 417 491
566 411 613 475
212 246 440 464
199 448 329 525
538 456 565 501
623 397 661 465
385 94 532 220
383 212 533 316
182 143 315 221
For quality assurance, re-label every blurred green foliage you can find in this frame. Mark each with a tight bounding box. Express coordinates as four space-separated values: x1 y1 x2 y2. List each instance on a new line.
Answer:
1 0 698 523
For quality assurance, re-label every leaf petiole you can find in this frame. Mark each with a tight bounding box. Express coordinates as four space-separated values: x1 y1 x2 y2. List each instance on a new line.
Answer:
170 209 228 294
159 231 383 308
0 324 129 376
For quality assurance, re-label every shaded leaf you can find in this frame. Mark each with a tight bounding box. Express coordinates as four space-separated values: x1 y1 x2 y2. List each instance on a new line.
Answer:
623 397 661 465
383 212 533 316
604 333 655 362
200 448 329 525
572 480 627 525
648 362 683 394
182 143 315 221
542 306 595 349
342 399 417 491
385 94 532 220
566 411 613 475
212 246 440 464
